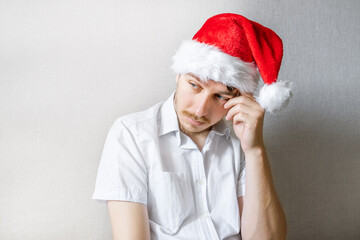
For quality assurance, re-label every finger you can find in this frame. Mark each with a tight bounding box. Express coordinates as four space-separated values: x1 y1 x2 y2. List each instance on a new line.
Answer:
225 103 251 121
224 96 250 109
241 92 255 100
232 111 250 125
224 95 258 110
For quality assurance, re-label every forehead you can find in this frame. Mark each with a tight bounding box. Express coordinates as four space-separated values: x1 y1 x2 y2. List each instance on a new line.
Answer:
186 73 230 90
185 73 239 95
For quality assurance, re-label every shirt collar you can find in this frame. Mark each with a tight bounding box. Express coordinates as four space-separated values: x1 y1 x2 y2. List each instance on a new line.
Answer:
211 118 231 140
158 91 231 140
158 91 179 137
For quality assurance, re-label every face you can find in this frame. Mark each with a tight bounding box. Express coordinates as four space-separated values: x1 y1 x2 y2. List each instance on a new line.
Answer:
174 73 239 136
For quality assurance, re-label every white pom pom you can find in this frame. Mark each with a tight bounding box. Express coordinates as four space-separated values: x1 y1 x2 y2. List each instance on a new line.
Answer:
256 80 293 113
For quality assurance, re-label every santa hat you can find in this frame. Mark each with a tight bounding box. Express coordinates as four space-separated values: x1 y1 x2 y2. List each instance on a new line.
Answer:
171 13 293 112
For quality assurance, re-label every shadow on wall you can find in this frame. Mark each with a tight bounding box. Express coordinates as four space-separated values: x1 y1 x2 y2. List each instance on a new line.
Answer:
264 104 360 240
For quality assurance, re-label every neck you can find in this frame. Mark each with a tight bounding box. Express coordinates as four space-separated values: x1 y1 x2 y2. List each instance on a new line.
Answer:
187 130 210 151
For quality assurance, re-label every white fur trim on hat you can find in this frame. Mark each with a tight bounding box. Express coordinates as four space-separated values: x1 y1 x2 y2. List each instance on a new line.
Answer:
256 80 293 113
171 40 260 93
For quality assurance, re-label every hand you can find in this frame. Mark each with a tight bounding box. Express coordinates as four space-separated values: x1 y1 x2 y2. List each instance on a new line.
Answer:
224 93 265 153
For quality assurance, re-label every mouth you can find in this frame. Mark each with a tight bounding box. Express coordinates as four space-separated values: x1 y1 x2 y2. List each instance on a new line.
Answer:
186 116 205 126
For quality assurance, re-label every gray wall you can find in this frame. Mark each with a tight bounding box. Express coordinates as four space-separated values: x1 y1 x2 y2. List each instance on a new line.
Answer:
1 0 359 239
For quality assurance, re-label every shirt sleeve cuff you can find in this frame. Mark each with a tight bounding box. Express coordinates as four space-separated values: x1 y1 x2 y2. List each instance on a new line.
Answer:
92 187 147 206
237 183 246 197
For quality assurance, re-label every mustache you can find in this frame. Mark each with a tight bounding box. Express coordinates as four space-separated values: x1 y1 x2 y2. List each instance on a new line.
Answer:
182 110 210 124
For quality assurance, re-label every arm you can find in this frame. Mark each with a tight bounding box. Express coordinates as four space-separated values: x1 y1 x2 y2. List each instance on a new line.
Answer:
225 93 287 240
237 147 287 240
107 200 151 240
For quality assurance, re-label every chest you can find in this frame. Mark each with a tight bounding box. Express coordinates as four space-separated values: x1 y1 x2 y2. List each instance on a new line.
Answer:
144 135 241 236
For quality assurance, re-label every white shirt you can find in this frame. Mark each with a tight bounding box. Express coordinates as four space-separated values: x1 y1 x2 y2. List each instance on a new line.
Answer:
93 92 246 240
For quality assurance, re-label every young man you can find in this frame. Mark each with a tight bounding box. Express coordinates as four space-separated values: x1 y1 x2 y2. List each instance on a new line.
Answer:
93 13 292 240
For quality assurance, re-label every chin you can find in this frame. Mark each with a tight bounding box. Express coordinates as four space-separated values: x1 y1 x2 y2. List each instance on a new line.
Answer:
181 122 212 136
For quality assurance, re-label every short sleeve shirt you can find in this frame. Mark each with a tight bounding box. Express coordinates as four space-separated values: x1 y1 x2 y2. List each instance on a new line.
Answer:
92 92 246 240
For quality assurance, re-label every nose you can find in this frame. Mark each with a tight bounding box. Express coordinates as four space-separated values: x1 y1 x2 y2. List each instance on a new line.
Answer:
195 94 211 117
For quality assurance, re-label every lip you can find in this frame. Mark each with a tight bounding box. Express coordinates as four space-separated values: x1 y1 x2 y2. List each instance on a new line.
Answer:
186 116 205 126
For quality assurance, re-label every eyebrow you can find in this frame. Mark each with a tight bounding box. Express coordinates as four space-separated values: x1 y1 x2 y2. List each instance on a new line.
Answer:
187 73 238 97
188 73 201 82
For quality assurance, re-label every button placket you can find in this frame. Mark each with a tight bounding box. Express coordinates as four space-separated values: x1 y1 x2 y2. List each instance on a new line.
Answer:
192 149 220 240
198 146 221 240
197 153 208 215
198 179 205 185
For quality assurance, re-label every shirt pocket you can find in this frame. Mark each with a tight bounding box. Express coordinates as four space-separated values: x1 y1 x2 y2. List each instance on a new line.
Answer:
148 171 194 235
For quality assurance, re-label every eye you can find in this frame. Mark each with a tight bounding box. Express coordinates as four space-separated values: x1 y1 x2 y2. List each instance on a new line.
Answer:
215 94 230 101
189 82 199 88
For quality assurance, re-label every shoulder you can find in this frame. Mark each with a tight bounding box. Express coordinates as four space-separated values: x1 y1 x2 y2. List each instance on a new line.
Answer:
110 101 164 138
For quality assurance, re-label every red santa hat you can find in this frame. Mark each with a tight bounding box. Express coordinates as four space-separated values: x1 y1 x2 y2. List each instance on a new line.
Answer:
171 13 293 112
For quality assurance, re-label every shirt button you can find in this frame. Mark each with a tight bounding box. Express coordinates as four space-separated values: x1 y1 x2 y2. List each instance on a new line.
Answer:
198 179 205 185
201 213 210 219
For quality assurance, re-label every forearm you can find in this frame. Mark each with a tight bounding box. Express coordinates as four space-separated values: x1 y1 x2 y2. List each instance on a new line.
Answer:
241 146 287 240
108 201 151 240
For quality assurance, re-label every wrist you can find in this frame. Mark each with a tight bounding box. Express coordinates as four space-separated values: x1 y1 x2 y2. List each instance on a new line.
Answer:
243 145 266 158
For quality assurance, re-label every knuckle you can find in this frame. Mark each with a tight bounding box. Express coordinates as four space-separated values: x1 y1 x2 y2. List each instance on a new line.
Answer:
255 112 262 119
259 107 265 114
236 105 242 112
238 97 246 103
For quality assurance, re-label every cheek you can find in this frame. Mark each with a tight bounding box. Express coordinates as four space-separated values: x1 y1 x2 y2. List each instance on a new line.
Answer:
175 95 194 112
210 106 228 121
178 96 191 107
219 108 229 118
179 93 197 109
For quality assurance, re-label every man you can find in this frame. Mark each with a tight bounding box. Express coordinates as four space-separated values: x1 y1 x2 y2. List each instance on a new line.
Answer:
93 13 292 240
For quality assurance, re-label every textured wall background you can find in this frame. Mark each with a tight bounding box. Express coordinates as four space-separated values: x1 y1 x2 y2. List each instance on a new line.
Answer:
1 0 359 239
